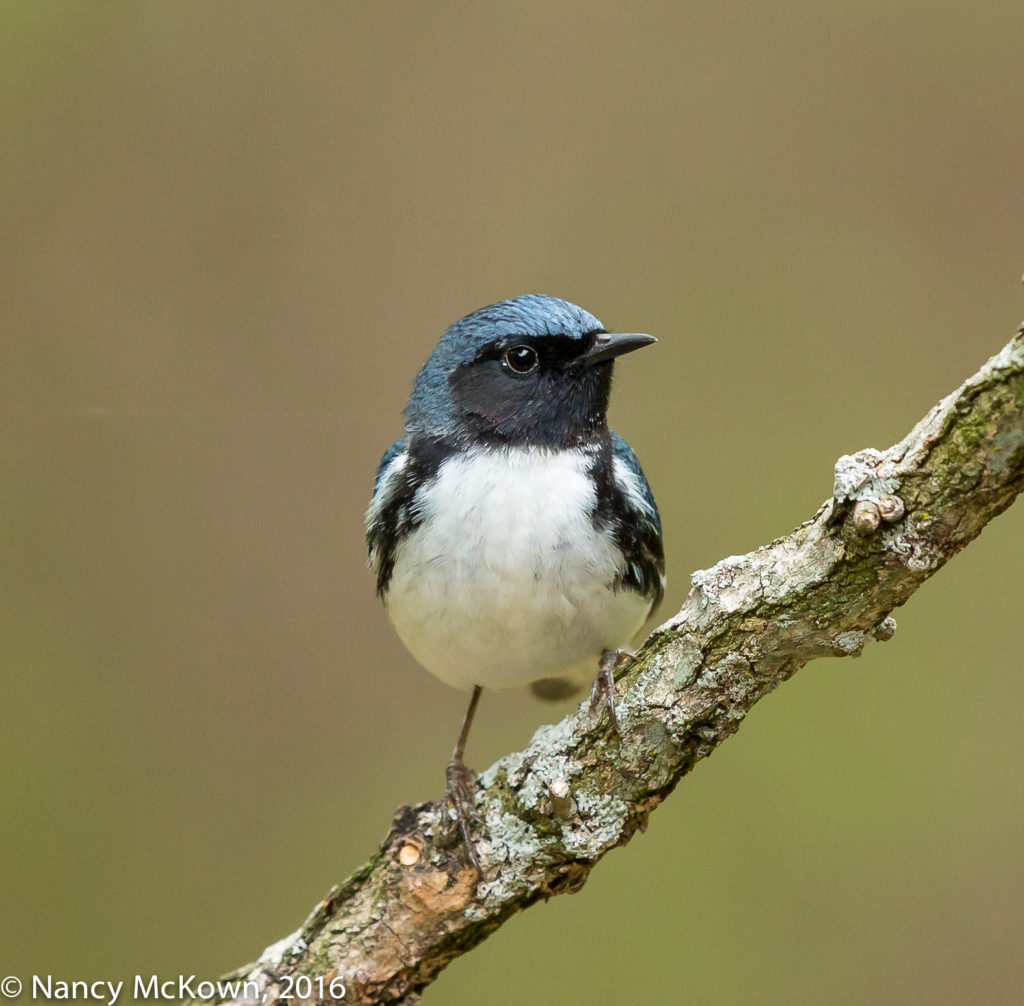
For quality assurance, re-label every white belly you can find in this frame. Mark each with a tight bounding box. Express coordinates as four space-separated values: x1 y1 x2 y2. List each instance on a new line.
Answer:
385 446 649 691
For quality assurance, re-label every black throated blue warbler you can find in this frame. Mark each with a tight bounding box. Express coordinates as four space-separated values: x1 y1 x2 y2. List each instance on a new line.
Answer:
366 294 664 869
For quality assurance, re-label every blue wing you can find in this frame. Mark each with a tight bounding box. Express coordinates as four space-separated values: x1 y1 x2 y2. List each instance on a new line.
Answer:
366 438 410 597
373 438 407 494
366 436 458 598
609 431 666 614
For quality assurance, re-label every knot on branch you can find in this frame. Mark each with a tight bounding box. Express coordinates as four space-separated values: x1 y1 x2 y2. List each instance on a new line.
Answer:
833 450 908 535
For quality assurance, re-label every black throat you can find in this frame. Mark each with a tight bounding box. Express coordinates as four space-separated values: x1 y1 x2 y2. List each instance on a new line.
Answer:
447 356 614 448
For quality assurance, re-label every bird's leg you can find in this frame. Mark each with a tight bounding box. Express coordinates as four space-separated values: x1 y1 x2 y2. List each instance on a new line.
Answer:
589 648 636 731
444 685 483 873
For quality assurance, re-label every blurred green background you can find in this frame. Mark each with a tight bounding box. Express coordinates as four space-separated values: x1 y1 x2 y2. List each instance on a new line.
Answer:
3 3 1023 1003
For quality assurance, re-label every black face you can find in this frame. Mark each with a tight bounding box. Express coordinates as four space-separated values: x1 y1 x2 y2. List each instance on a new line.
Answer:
448 333 613 447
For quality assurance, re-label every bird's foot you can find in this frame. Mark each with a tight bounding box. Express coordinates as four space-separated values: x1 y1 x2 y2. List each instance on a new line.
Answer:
443 756 482 874
589 648 636 732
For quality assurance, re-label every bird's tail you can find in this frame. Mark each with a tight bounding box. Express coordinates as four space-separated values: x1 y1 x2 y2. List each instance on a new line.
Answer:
529 677 584 701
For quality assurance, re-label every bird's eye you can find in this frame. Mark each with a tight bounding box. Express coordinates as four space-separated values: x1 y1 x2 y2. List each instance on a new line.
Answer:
503 345 538 375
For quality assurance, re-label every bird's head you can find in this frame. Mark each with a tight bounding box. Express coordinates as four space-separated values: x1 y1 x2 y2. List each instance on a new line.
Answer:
405 294 655 447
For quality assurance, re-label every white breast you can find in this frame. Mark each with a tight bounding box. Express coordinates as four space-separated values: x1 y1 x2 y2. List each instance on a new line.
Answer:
384 446 650 691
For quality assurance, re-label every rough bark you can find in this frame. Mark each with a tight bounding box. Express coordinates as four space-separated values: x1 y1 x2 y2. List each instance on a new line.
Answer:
212 326 1024 1006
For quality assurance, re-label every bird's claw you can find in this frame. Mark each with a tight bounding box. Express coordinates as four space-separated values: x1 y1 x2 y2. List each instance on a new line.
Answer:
443 758 482 874
589 648 636 732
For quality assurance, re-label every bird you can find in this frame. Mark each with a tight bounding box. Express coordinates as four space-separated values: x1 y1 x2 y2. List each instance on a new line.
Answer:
366 294 664 869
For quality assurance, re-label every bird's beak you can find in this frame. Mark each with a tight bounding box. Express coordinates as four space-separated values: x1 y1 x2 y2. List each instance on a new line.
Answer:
580 331 657 366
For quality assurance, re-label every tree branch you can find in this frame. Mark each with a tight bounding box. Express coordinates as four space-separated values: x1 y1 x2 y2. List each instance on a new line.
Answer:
214 326 1024 1006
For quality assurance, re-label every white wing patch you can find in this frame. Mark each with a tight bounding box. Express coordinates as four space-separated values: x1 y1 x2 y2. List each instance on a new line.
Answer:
612 452 666 603
365 449 409 571
612 455 657 522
